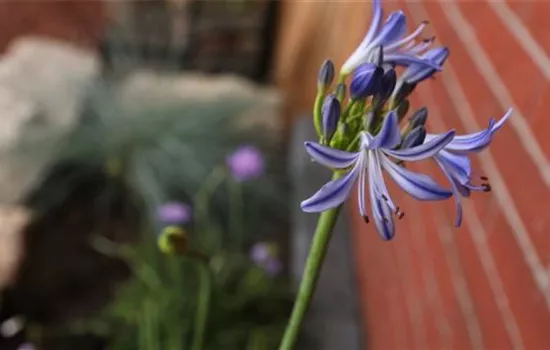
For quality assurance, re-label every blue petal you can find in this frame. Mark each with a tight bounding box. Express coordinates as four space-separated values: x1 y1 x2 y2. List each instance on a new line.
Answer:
381 156 452 200
368 157 395 240
443 119 495 153
491 108 513 133
357 157 368 217
427 109 511 154
370 150 397 212
368 111 401 149
341 0 383 74
362 0 383 48
384 129 455 161
423 47 450 64
385 21 428 51
435 158 464 227
372 194 395 241
304 141 359 169
436 150 471 184
371 11 407 48
401 47 449 84
301 160 361 212
384 53 442 70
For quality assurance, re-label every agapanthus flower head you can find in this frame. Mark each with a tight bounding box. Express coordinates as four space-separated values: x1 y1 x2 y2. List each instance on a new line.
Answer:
227 145 265 181
304 0 512 240
302 112 454 240
157 201 192 225
322 94 340 142
350 63 384 99
341 0 441 75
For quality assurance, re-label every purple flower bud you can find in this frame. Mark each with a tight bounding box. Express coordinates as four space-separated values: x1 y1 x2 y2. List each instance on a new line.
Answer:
395 99 410 122
393 81 417 105
409 107 428 128
317 60 335 90
226 145 265 181
157 202 192 225
401 126 426 149
379 68 397 101
350 63 383 99
321 94 340 141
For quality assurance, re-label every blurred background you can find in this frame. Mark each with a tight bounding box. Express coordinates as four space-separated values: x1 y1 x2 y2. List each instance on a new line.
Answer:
0 1 547 350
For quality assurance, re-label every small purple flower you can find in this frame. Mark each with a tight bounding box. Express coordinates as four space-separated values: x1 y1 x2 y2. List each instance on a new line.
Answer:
227 145 265 181
157 202 192 225
250 242 282 277
250 242 271 264
264 259 282 277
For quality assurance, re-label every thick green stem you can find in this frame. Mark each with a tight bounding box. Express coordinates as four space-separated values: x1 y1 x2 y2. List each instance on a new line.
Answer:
278 180 342 350
191 262 211 350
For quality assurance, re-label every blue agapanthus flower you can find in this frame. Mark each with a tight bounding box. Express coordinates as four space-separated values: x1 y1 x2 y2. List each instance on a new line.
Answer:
301 112 455 240
430 109 512 227
305 0 512 240
341 0 443 75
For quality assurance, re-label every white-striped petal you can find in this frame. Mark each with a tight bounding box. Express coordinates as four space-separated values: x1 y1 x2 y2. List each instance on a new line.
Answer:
381 156 452 201
301 160 362 212
305 141 360 169
384 129 455 161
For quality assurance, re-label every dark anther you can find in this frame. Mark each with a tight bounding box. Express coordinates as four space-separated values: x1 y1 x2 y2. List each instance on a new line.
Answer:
482 184 492 192
480 176 489 181
421 20 429 25
363 215 370 224
381 194 389 201
394 207 405 219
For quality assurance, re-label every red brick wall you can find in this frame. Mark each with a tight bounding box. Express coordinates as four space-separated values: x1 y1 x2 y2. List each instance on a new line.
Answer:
0 1 106 52
351 1 550 349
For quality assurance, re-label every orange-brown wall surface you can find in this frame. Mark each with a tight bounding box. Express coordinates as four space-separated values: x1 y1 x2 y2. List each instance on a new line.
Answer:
0 1 105 52
275 1 550 349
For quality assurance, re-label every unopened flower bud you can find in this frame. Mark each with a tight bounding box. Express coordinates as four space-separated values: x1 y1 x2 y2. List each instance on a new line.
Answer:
321 94 341 141
395 99 410 122
350 63 383 99
158 226 189 255
409 107 428 128
378 68 397 102
401 126 426 148
335 83 347 103
317 59 335 91
393 81 417 105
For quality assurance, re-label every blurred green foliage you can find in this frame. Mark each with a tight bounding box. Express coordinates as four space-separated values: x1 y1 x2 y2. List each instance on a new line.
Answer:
16 80 292 349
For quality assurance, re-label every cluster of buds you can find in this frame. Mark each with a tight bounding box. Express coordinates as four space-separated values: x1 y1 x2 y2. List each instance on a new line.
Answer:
303 0 512 240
